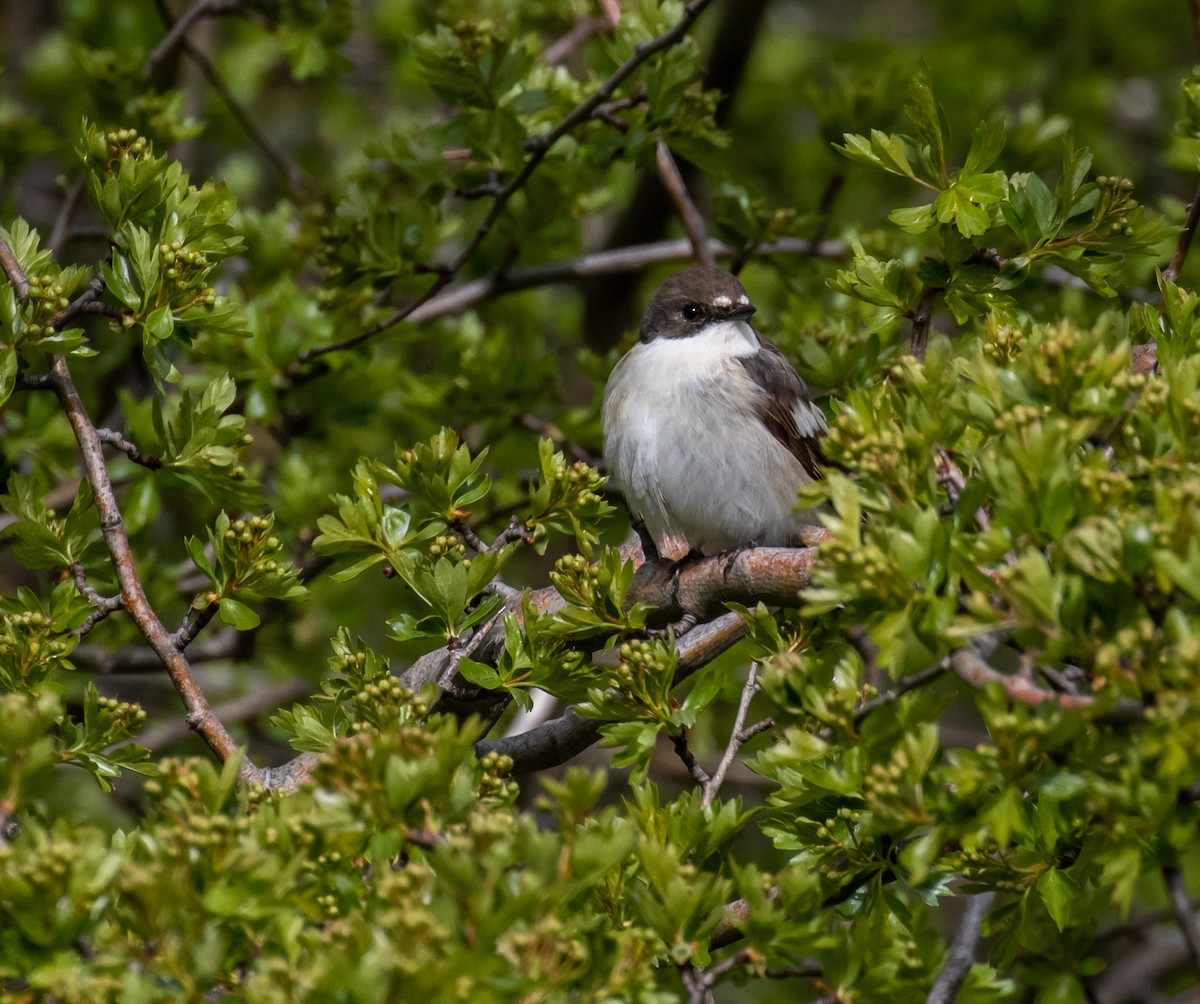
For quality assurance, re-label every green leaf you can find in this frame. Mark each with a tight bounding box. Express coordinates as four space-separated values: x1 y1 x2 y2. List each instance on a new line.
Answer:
218 596 261 630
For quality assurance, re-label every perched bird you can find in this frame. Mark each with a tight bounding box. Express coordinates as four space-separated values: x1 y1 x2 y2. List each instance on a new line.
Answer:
602 264 827 558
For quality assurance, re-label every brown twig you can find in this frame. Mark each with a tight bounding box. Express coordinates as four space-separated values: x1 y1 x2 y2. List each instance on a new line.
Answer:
69 562 125 636
48 276 106 329
909 283 941 361
1164 180 1200 284
925 891 995 1004
292 0 718 371
172 601 220 650
47 174 87 257
543 15 614 67
0 237 31 300
671 730 712 786
701 663 760 808
47 354 243 767
656 141 715 268
96 428 163 470
852 661 948 726
949 647 1144 722
144 0 243 79
1162 864 1200 970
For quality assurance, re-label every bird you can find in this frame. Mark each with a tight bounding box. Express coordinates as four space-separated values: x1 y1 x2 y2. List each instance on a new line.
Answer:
602 263 828 559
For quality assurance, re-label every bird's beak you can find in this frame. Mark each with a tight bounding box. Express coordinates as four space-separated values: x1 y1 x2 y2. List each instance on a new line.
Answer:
730 304 756 322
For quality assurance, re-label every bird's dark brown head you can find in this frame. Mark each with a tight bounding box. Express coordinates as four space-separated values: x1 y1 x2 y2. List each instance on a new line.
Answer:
639 264 755 342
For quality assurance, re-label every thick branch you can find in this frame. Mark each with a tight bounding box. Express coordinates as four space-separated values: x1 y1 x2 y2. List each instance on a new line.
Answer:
926 891 995 1004
628 545 820 625
475 610 748 773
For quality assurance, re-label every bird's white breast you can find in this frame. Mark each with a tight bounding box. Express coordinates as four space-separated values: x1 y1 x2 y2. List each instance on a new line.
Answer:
602 322 823 554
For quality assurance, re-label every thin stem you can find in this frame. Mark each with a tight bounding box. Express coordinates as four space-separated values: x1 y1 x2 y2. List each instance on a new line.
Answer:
701 663 759 808
852 661 948 725
656 140 714 268
47 174 87 257
1164 179 1200 283
671 730 712 787
144 0 243 79
1162 864 1200 970
96 428 163 469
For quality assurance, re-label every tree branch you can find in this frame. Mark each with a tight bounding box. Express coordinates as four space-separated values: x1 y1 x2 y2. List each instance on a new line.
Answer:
949 647 1145 722
292 0 719 370
852 660 948 726
701 663 760 808
144 0 243 79
475 610 749 773
0 237 31 300
68 562 125 636
1164 179 1200 284
1162 864 1200 970
47 354 244 767
925 891 995 1004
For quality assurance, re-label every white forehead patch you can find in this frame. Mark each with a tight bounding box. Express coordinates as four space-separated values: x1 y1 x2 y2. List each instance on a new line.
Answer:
712 294 732 308
736 294 749 306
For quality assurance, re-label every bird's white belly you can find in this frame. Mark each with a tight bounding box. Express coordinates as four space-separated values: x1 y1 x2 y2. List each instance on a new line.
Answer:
603 324 818 554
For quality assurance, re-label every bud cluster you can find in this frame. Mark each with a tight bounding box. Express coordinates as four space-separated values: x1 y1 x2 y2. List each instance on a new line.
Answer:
18 273 71 341
549 553 603 608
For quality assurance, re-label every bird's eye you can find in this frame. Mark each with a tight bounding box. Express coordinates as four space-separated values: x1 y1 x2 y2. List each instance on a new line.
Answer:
681 303 702 321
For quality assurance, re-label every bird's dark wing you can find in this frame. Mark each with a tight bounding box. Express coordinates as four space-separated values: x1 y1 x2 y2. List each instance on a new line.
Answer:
737 337 828 481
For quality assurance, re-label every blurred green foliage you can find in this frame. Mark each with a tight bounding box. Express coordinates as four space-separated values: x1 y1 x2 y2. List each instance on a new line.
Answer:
1 0 1200 1000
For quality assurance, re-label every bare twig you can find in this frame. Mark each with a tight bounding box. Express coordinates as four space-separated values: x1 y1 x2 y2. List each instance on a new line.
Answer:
172 601 220 650
396 235 847 327
1164 180 1200 284
910 283 941 361
47 174 87 257
543 15 614 67
96 428 163 470
701 663 760 808
176 39 308 192
671 730 712 787
926 891 995 1004
48 275 106 329
656 141 714 268
293 0 718 370
949 647 1144 722
0 237 31 300
1162 864 1200 970
68 562 125 636
852 661 948 726
451 515 531 554
144 0 242 79
135 677 311 752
